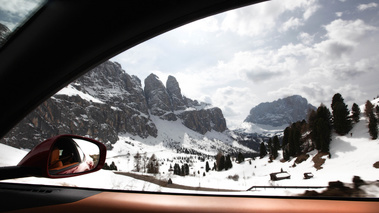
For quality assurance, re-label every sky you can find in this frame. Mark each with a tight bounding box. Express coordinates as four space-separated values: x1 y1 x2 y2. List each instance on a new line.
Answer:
1 0 378 129
0 0 43 31
112 0 379 129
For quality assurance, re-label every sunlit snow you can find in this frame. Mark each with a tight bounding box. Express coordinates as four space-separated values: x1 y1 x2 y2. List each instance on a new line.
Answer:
1 102 379 197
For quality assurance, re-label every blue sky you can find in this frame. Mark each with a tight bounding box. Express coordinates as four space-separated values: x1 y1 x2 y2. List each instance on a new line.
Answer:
112 0 379 128
1 0 378 129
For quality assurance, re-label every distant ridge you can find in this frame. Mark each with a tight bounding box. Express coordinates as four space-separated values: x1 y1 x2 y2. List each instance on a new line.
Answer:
244 95 316 127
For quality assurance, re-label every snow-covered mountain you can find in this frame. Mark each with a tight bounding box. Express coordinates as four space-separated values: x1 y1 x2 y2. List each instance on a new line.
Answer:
231 95 316 152
0 61 249 155
244 95 316 127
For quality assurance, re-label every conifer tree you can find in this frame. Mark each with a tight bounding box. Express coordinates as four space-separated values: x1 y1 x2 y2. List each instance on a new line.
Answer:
259 142 267 158
205 161 210 172
365 100 373 117
183 163 189 175
109 161 118 170
288 122 301 156
273 135 280 151
237 152 245 163
215 151 224 171
225 155 232 170
218 155 225 171
368 111 378 140
267 138 273 156
312 104 332 152
272 136 280 159
331 93 352 135
173 163 181 175
147 154 159 174
282 127 290 149
308 109 317 149
351 103 360 123
134 152 142 172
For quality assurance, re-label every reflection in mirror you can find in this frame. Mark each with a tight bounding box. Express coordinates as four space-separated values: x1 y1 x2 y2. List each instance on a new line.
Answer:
48 137 100 176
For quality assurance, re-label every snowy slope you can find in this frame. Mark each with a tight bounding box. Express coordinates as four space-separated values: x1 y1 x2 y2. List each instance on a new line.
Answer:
1 101 378 197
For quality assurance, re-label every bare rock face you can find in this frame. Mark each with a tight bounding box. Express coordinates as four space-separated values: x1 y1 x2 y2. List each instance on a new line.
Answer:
244 95 316 127
166 75 186 110
178 108 227 134
2 61 158 149
144 74 173 117
1 61 228 149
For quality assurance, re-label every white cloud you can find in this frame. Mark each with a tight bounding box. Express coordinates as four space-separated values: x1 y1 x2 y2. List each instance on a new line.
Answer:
314 19 377 60
113 0 379 127
297 32 315 45
303 0 321 20
0 0 41 16
357 3 378 11
280 17 304 32
324 19 377 45
211 86 257 128
336 12 343 17
221 0 320 36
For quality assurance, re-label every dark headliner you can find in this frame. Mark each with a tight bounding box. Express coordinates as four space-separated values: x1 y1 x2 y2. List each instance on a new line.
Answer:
0 0 266 139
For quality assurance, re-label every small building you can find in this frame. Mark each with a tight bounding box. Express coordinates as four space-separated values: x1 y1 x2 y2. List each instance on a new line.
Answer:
270 171 291 181
304 172 314 179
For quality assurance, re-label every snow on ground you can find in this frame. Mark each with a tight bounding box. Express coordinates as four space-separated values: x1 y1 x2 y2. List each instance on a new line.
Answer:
56 84 104 104
238 122 286 136
1 113 378 197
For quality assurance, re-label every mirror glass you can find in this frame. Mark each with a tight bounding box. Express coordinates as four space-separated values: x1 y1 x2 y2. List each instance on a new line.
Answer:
48 137 100 176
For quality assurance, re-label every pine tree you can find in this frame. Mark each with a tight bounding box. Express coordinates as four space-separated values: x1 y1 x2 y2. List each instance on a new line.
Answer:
218 156 225 171
351 103 360 123
205 161 210 172
365 100 373 117
312 104 332 152
183 163 189 175
259 142 267 158
109 161 118 170
237 152 244 163
215 151 224 171
147 154 159 174
288 122 301 157
282 127 290 149
173 163 181 175
273 135 280 151
331 93 352 135
272 136 280 159
368 111 378 140
134 152 142 172
267 138 273 156
225 155 232 170
308 109 317 149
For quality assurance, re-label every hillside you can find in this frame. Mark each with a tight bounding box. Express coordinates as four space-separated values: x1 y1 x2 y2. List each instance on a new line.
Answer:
1 100 378 197
0 61 249 155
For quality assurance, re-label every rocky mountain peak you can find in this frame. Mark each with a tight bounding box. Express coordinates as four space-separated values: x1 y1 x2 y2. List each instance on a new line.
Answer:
144 73 172 117
166 75 186 110
1 61 228 149
244 95 316 127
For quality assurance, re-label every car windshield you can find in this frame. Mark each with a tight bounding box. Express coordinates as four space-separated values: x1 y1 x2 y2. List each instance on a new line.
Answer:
1 0 379 198
0 0 46 47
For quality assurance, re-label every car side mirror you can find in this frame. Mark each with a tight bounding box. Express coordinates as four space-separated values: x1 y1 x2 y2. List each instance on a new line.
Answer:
0 135 106 180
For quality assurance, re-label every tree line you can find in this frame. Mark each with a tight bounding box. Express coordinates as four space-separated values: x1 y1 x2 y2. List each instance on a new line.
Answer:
259 93 378 160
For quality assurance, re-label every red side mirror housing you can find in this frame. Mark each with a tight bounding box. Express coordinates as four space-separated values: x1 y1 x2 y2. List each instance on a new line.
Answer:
12 135 107 179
